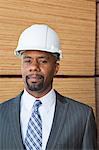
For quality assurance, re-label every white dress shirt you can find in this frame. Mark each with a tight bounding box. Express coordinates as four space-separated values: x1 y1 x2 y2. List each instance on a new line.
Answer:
20 89 56 150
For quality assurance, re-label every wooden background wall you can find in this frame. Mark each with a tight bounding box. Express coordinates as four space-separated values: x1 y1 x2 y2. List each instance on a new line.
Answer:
96 0 99 147
0 0 98 145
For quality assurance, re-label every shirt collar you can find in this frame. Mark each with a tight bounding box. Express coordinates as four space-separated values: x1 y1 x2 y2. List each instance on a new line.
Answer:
21 89 56 112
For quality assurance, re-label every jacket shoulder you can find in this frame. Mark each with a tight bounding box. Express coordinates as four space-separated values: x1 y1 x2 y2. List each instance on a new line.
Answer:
0 92 23 109
56 91 93 112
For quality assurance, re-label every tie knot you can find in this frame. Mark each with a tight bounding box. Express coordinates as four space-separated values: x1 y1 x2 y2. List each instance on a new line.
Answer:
33 100 42 110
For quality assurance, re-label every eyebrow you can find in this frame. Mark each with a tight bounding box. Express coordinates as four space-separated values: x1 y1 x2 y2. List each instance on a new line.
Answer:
23 56 32 59
37 56 49 59
23 55 49 59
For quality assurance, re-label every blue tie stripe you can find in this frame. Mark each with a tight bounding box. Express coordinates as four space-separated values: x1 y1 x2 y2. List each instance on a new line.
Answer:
27 125 42 143
28 120 42 138
26 133 41 149
29 118 42 133
30 116 42 131
25 140 32 150
24 100 42 150
32 114 42 127
28 124 42 139
25 137 41 150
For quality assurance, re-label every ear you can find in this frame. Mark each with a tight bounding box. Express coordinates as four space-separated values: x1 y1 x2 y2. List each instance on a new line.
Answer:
54 63 60 76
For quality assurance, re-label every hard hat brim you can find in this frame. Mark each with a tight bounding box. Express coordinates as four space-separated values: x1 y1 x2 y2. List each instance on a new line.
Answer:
14 48 62 60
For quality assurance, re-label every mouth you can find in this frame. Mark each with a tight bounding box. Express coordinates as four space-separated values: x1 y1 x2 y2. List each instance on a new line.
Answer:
25 74 44 91
27 74 43 83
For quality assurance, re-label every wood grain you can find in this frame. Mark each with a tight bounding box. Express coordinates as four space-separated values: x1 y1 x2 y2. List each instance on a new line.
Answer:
96 77 99 148
96 3 99 148
0 0 96 75
0 77 96 113
96 3 99 75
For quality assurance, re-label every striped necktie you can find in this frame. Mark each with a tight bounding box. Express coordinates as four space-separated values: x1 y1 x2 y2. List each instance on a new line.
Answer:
24 100 42 150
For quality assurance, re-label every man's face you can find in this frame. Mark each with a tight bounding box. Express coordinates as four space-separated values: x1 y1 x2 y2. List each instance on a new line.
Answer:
21 50 59 97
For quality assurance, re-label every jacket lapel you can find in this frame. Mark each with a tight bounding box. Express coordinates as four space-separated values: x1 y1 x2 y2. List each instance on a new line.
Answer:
9 92 25 149
46 91 69 150
8 91 69 150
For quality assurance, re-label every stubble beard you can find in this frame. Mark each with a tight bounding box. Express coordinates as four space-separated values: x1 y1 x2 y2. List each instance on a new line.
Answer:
25 75 44 92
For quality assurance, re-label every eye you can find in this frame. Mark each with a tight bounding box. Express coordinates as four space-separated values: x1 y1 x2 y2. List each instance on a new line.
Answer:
39 59 48 64
23 58 32 64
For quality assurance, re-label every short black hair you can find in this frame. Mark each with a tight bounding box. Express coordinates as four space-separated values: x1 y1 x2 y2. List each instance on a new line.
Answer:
52 53 60 61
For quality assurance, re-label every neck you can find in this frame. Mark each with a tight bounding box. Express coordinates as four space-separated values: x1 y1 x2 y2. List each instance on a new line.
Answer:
25 87 52 98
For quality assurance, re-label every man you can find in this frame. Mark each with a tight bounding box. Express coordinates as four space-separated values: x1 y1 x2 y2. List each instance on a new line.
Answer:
0 24 97 150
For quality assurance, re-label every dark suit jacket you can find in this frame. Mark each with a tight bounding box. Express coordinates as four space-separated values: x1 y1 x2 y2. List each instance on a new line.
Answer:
0 91 97 150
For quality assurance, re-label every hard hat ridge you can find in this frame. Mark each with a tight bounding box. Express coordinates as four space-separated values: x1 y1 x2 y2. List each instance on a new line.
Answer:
15 24 62 60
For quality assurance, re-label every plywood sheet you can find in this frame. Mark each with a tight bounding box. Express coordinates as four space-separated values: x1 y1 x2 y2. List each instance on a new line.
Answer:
95 77 99 148
0 0 96 75
0 77 96 112
96 3 99 75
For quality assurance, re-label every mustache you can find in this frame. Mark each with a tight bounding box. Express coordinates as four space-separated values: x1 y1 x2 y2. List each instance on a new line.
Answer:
26 74 44 80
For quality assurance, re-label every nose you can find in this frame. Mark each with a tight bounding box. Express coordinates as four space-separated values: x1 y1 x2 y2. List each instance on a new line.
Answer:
29 60 40 72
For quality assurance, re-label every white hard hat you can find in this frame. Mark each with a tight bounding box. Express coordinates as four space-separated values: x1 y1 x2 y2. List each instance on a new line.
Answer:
15 24 62 60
